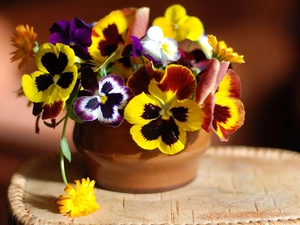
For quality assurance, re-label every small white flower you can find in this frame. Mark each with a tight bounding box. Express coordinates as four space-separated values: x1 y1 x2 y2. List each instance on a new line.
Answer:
140 26 180 66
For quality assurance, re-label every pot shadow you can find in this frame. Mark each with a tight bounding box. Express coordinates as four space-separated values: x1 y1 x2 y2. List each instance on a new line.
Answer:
13 153 86 183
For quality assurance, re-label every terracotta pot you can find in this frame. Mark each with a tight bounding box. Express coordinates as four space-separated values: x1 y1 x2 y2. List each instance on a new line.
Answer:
73 120 211 193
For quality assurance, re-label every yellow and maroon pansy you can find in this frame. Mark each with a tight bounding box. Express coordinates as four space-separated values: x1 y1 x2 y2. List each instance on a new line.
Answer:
22 43 78 120
89 10 128 64
99 7 150 80
124 64 202 155
127 61 164 95
212 69 245 141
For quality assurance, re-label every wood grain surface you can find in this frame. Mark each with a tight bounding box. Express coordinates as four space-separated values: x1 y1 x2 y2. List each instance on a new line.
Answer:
7 146 300 225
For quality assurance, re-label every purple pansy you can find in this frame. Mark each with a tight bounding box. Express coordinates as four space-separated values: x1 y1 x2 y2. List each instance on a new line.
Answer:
73 67 133 127
49 18 92 59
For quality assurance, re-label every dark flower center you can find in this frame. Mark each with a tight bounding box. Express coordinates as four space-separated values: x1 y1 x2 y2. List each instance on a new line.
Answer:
98 24 124 56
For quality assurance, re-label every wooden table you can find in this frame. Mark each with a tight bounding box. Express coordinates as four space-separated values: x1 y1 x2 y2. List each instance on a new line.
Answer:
7 146 300 224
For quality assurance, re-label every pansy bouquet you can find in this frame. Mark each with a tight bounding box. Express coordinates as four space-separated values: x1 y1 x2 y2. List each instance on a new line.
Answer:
10 4 245 218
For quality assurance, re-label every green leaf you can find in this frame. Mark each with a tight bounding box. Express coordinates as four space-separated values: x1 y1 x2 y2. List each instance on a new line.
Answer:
60 137 72 163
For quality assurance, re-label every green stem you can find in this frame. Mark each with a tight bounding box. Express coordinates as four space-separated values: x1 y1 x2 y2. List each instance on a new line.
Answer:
60 116 69 186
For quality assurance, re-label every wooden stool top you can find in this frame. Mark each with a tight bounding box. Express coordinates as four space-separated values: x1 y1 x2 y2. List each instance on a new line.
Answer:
7 146 300 224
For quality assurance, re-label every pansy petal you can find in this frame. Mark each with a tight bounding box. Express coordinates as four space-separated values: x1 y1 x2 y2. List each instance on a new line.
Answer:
80 67 99 91
158 125 186 155
170 100 202 131
215 69 241 99
212 98 245 141
56 68 78 98
141 39 162 61
130 122 160 150
70 18 92 45
99 74 132 107
179 16 204 41
158 117 186 155
49 20 69 43
152 17 173 38
127 61 164 95
153 4 203 42
130 36 143 57
97 75 132 127
98 103 123 127
164 4 187 24
42 99 65 120
145 26 164 42
74 96 99 121
124 92 161 125
22 71 51 103
160 38 181 61
156 64 196 101
36 43 76 73
89 10 127 64
130 116 186 155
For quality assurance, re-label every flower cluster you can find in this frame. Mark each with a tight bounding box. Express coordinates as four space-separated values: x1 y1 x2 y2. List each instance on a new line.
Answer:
10 4 245 218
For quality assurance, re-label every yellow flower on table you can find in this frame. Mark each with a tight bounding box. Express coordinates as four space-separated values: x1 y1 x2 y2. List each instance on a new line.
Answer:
57 177 100 218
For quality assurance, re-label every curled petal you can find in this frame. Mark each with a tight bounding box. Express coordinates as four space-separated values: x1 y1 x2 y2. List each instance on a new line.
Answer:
200 93 215 132
123 7 150 45
196 58 229 105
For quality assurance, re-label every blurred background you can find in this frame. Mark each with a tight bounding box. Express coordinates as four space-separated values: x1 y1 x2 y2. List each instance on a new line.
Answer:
0 0 299 224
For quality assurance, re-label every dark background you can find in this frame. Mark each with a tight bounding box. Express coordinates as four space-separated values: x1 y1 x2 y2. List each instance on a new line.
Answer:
0 0 299 224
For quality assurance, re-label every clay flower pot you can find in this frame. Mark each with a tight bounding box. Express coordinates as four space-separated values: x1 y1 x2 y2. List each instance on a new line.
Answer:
73 120 211 193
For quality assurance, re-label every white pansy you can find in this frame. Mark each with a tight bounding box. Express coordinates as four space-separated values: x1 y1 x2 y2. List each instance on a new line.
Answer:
140 26 180 66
